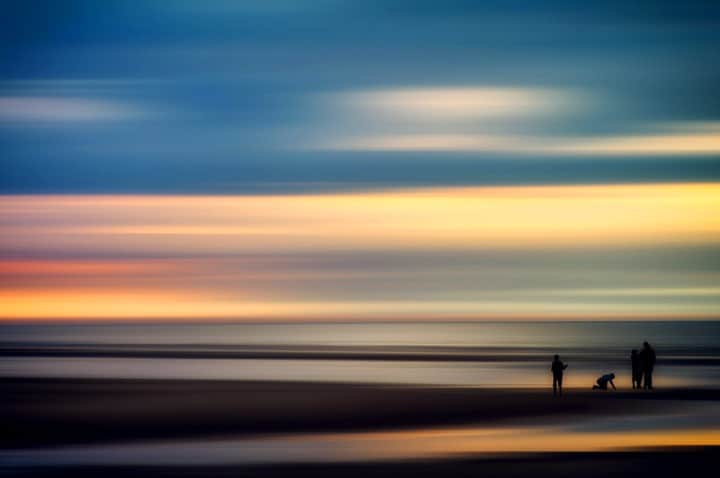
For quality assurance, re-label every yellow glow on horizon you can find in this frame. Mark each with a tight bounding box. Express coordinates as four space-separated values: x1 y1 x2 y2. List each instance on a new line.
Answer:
1 183 719 320
2 183 719 254
1 289 718 321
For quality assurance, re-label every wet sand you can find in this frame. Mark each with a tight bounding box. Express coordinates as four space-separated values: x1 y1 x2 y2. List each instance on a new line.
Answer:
3 378 719 449
1 450 718 478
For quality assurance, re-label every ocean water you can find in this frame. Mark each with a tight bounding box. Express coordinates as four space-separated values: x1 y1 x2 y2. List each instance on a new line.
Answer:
2 321 719 388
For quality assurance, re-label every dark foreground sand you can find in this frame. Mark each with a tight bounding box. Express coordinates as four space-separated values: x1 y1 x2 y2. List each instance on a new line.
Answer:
3 378 719 449
0 451 717 478
3 379 719 477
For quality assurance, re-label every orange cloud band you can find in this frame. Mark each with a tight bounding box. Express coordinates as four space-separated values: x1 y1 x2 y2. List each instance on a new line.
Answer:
1 183 719 320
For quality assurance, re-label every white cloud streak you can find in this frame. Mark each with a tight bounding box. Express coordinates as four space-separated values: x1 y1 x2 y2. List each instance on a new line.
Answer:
318 130 720 156
305 86 720 156
326 87 577 120
0 97 145 122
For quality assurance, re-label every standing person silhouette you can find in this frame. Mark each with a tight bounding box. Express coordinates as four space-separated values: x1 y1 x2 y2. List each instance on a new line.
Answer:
631 349 642 389
639 341 656 389
551 354 569 396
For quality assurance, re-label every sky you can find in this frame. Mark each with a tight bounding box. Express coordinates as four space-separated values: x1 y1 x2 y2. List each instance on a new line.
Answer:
1 0 719 320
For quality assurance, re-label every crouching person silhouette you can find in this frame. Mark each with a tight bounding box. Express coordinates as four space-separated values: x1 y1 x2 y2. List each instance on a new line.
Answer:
592 373 616 390
551 354 569 396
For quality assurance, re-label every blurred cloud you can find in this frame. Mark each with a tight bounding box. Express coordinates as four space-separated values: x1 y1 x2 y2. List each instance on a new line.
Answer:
0 97 146 123
316 130 720 156
323 87 578 121
305 87 720 156
552 128 720 156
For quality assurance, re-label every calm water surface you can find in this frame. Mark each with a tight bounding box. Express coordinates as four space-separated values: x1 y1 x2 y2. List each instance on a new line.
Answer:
2 321 719 388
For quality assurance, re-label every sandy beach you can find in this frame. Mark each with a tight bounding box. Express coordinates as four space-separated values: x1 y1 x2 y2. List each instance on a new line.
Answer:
3 451 717 478
2 378 720 476
3 378 719 449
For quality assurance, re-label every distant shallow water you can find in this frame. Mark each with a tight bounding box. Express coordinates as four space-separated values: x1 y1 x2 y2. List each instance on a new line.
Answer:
2 357 719 389
1 321 719 388
3 321 720 348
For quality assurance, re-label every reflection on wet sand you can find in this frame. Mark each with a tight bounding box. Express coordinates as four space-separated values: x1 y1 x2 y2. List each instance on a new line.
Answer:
3 421 720 466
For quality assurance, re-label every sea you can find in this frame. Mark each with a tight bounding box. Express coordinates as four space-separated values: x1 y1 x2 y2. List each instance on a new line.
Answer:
2 321 719 388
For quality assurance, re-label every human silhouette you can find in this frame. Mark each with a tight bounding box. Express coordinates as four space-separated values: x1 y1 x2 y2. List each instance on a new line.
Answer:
639 341 656 389
592 373 616 390
551 354 569 396
631 349 642 389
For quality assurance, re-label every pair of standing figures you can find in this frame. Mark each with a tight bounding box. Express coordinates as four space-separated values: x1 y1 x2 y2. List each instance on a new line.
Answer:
631 341 657 390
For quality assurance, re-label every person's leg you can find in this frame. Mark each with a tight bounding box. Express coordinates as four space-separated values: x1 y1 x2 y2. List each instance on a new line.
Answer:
553 377 558 396
558 376 563 396
646 369 653 389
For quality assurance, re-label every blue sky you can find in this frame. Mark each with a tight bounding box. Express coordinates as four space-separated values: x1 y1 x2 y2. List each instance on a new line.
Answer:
2 0 720 194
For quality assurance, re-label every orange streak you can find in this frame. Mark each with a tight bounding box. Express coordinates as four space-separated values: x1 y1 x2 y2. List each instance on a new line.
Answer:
1 183 719 320
0 260 184 276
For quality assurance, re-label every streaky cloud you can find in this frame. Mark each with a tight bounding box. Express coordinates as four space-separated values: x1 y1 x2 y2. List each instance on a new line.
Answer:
324 87 580 120
315 129 720 156
0 97 148 123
